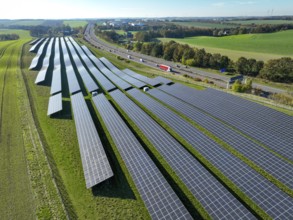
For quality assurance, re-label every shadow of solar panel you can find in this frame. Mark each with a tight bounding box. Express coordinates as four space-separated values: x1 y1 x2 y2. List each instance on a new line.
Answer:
92 94 192 220
109 90 255 219
29 38 45 52
127 88 293 219
71 92 113 188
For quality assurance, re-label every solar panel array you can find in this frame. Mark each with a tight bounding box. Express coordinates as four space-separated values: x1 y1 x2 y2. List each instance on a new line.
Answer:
93 93 192 220
60 37 80 94
127 88 293 219
29 38 41 45
123 68 161 86
29 38 45 52
35 38 54 84
203 88 293 141
147 88 293 189
71 92 113 188
50 37 62 95
159 84 293 161
98 57 132 90
100 58 146 88
47 92 62 116
109 90 255 219
29 38 49 70
153 76 173 85
82 46 116 91
66 37 99 93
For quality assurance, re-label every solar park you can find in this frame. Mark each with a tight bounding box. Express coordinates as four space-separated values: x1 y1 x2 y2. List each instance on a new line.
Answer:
28 37 293 219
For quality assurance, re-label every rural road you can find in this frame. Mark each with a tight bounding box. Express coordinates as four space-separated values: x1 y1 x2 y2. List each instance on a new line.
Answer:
84 24 287 94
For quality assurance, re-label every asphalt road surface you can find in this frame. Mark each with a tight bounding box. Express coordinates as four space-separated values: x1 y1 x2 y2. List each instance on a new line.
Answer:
84 24 287 94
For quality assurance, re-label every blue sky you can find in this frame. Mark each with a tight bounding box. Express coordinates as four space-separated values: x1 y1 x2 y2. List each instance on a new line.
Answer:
1 0 293 19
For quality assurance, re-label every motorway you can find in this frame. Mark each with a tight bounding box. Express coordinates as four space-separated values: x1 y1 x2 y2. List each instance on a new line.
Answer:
84 24 287 94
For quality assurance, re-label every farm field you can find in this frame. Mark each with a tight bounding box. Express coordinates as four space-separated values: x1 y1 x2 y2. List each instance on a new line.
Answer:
159 30 293 61
63 20 88 27
0 20 44 26
228 19 293 25
171 21 237 29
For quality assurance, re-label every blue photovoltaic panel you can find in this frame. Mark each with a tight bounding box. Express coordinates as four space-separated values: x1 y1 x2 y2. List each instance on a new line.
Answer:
66 37 99 93
153 76 173 85
81 46 116 91
159 84 293 161
123 69 162 86
109 90 255 219
99 58 146 88
60 37 80 94
35 38 54 84
71 92 113 188
127 88 293 219
50 37 62 95
93 57 132 90
29 38 49 70
147 88 293 189
93 94 192 220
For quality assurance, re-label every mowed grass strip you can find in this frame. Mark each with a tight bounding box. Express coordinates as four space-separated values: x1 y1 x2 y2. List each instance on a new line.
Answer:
0 41 36 220
159 30 293 61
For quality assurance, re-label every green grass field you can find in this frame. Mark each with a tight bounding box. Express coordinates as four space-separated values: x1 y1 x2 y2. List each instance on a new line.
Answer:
63 20 88 28
0 29 32 39
159 30 293 61
228 19 293 25
171 21 237 29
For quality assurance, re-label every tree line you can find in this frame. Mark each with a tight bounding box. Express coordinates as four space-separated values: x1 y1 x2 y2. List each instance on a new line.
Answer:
128 40 293 83
0 34 19 41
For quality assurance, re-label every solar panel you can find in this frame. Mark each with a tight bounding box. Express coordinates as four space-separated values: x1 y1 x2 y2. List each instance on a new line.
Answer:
87 57 131 90
98 58 146 88
202 88 293 140
60 37 80 94
109 90 255 219
29 38 41 45
127 88 293 219
47 92 62 116
153 76 173 85
147 88 293 189
35 38 54 84
65 38 99 93
159 84 293 161
123 69 162 86
50 38 62 95
29 38 45 52
92 94 192 220
71 92 113 188
29 38 49 70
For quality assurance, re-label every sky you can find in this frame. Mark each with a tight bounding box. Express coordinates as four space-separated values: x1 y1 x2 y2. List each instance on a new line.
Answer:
1 0 293 19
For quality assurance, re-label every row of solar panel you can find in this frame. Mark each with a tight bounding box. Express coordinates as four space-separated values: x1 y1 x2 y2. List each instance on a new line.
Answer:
159 84 293 161
29 38 194 219
30 37 292 219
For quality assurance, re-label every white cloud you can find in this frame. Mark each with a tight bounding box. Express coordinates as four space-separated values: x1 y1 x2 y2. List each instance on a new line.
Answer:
212 2 226 7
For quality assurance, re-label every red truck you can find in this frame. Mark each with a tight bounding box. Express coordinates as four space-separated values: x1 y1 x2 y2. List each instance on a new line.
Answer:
158 64 172 72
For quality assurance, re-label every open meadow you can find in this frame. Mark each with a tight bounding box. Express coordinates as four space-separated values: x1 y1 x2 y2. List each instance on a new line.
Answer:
159 30 293 61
